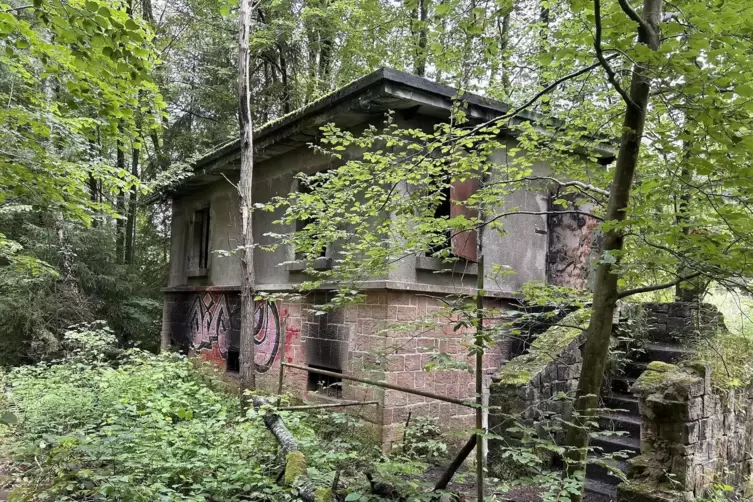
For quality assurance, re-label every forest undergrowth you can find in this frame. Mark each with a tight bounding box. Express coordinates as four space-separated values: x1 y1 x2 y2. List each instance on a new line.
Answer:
0 323 482 502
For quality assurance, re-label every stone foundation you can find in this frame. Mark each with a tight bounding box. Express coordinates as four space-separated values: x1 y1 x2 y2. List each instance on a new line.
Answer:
488 309 589 464
620 363 753 502
162 287 513 448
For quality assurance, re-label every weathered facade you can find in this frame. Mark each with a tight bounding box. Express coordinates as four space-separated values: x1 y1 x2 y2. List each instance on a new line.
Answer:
158 68 608 445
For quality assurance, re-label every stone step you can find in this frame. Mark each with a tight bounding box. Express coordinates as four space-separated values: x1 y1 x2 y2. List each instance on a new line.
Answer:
599 412 641 437
586 458 628 486
610 376 638 395
602 393 640 415
591 434 640 456
634 343 692 364
622 361 649 379
585 478 618 500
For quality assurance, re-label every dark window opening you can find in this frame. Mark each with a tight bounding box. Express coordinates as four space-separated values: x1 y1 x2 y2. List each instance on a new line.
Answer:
307 364 342 399
426 184 452 257
191 207 211 271
295 181 327 259
226 349 240 373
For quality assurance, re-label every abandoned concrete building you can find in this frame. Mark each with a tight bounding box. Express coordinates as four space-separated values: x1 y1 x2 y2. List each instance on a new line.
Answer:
159 68 608 445
156 68 753 501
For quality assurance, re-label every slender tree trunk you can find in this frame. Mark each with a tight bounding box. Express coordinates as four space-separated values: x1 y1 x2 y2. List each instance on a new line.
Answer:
278 44 292 113
563 2 661 500
124 146 139 265
317 4 333 92
238 0 257 400
498 13 511 94
475 256 485 502
115 140 126 264
413 0 429 76
141 0 154 22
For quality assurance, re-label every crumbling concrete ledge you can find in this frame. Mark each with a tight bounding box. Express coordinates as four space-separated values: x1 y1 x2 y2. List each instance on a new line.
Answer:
619 361 753 502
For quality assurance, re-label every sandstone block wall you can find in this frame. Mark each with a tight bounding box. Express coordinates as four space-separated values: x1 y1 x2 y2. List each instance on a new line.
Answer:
621 363 753 502
639 303 725 345
163 287 512 448
488 310 589 464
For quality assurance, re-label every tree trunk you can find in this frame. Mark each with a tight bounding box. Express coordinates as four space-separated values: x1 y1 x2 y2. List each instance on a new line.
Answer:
563 1 661 500
115 140 126 264
141 0 154 22
252 396 332 502
414 0 429 77
238 0 257 399
124 146 139 265
278 44 292 114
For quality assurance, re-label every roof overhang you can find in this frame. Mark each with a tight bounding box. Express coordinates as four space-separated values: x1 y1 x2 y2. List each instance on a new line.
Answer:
154 67 615 201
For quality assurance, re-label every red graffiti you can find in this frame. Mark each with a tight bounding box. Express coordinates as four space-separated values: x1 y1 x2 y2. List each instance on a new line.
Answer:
284 325 300 363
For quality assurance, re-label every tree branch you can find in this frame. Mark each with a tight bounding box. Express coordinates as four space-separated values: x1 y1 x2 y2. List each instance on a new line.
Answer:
2 5 33 13
594 0 636 108
616 271 702 299
617 0 654 37
452 55 620 144
489 176 610 197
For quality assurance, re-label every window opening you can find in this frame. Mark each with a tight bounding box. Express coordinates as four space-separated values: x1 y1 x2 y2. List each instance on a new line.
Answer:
307 364 343 399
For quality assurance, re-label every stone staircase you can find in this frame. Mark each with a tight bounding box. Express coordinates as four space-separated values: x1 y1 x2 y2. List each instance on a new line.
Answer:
584 343 693 499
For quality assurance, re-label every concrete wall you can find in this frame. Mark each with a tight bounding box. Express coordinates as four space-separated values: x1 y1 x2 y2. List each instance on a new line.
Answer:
167 143 565 294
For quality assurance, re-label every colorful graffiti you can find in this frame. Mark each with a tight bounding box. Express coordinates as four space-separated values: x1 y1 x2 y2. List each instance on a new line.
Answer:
188 292 232 358
186 292 280 373
253 301 280 372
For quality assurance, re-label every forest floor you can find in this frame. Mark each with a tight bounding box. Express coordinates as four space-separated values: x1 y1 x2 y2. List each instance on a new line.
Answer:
0 331 616 502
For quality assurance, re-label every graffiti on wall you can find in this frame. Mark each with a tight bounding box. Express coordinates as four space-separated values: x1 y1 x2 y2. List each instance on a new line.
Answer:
186 292 280 373
253 301 280 372
188 292 232 358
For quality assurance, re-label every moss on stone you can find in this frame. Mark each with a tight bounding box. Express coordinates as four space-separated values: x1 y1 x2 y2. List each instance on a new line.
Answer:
691 330 753 390
314 487 333 501
496 309 589 386
617 479 685 502
632 362 699 396
284 451 307 486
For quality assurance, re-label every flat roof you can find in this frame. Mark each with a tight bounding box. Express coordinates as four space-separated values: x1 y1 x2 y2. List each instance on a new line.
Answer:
156 67 614 199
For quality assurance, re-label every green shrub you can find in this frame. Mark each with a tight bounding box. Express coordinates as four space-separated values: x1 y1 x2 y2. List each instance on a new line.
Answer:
0 325 307 501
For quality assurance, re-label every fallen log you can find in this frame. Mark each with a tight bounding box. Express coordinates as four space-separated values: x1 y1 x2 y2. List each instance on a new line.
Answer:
252 396 334 502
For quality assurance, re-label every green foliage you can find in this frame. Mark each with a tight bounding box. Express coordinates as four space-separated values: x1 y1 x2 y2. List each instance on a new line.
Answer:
693 331 753 390
0 325 302 501
0 220 163 366
0 0 164 267
401 416 448 461
0 325 473 501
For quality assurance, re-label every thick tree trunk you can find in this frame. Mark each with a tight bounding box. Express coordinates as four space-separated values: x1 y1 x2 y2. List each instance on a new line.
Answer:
238 0 257 398
563 1 661 500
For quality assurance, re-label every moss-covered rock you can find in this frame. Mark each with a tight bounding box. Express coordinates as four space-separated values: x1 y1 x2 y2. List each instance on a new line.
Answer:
617 481 687 502
632 362 701 397
314 487 333 501
495 309 589 386
284 451 307 486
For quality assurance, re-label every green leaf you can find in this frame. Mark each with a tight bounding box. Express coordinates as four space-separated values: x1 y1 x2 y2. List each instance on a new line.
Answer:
1 412 17 425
